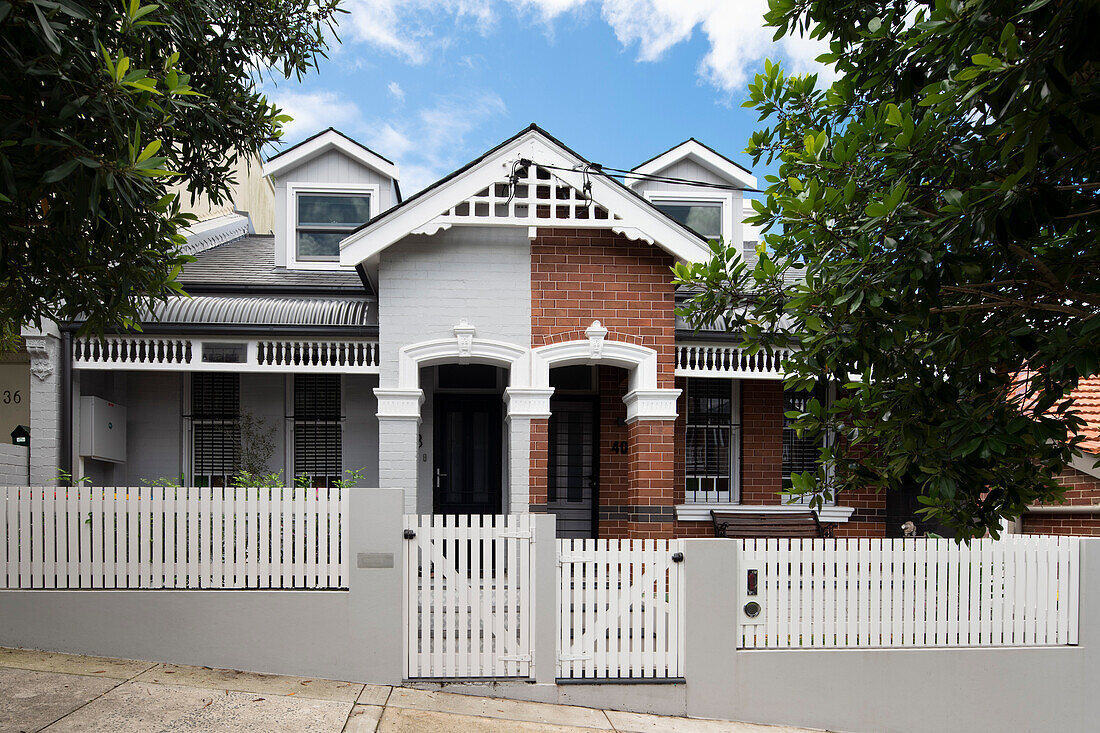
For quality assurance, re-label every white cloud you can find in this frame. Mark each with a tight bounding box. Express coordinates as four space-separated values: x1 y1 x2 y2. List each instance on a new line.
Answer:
387 81 405 102
366 92 508 193
340 0 498 65
341 1 833 93
270 90 366 140
512 0 833 92
269 84 506 195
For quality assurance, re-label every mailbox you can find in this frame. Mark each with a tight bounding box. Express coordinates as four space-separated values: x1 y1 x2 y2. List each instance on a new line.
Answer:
10 424 29 447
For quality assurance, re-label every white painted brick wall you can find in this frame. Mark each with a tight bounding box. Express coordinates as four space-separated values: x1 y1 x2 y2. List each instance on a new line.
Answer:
377 227 532 386
29 336 61 485
376 227 532 506
0 444 28 485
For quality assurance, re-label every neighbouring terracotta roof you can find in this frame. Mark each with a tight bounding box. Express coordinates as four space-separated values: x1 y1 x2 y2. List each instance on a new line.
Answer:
1068 376 1100 454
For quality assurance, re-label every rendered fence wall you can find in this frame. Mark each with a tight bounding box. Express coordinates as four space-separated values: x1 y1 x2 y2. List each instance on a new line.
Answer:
1 486 348 589
558 538 685 680
403 514 536 679
737 536 1079 649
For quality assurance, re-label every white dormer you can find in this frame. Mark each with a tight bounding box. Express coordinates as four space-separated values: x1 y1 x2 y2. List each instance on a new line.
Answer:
628 138 757 249
262 128 401 271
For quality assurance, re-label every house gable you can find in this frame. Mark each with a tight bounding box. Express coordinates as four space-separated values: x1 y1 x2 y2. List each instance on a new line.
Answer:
629 139 758 251
339 125 713 271
263 128 401 271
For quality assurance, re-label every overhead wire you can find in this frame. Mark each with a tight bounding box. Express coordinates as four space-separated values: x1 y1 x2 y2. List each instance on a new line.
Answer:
515 158 763 194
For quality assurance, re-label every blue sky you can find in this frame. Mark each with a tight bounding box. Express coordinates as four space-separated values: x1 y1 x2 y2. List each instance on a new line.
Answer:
262 1 831 194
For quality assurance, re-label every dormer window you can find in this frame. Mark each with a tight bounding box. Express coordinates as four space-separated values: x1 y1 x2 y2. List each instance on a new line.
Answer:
653 201 723 241
296 192 372 261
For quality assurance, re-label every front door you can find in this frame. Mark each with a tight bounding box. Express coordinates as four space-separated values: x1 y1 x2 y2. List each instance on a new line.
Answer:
434 395 503 514
547 398 598 538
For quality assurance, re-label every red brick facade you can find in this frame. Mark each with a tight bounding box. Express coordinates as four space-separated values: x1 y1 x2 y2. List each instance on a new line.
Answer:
525 226 895 539
529 229 678 537
1022 466 1100 536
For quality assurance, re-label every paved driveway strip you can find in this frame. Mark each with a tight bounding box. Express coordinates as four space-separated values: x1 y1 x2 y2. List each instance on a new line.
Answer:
0 647 821 733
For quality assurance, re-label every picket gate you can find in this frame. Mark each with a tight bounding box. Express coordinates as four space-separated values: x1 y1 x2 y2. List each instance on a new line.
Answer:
557 538 685 679
0 486 348 589
737 536 1080 649
403 514 535 679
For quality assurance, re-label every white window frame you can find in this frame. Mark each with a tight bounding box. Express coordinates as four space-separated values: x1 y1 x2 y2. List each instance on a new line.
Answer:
676 379 855 523
683 377 740 505
644 190 736 245
285 181 379 271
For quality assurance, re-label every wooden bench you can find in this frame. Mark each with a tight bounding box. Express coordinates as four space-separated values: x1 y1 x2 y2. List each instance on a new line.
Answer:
710 510 832 539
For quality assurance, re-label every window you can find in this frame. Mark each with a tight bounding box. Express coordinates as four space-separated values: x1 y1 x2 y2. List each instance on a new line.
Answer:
782 384 830 497
294 374 342 487
295 193 371 261
191 373 240 488
654 201 723 241
685 378 739 503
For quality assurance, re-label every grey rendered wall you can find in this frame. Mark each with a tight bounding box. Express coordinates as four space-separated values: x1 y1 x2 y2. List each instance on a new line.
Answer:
272 149 397 267
0 444 28 485
241 373 286 476
343 374 379 485
682 538 1100 733
0 488 405 684
122 372 182 485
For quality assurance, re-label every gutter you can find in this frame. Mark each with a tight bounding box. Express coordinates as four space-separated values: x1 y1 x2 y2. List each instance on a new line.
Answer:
1025 504 1100 515
59 322 379 339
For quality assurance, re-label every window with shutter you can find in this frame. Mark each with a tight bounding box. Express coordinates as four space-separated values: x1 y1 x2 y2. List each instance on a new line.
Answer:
294 374 342 487
191 373 240 487
782 383 833 502
685 378 739 504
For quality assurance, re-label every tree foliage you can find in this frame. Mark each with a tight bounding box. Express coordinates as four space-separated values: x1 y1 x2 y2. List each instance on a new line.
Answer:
0 0 342 343
675 0 1100 538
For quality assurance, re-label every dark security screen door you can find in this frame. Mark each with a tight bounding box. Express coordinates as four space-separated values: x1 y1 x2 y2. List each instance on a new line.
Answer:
434 396 502 514
548 399 598 538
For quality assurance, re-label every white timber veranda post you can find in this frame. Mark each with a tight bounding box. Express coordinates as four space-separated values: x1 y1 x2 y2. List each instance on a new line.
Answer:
683 539 739 720
531 512 558 685
346 487 405 684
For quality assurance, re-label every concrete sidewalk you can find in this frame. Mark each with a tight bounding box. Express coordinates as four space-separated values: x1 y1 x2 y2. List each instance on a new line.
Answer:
0 647 819 733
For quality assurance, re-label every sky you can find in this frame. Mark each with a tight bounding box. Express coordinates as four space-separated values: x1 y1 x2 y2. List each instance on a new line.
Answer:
263 0 832 195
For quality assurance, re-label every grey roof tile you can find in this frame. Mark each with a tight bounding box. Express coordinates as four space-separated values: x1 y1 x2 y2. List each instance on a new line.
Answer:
179 236 364 289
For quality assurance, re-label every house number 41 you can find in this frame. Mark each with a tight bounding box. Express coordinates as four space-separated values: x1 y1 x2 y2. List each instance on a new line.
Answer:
610 441 629 454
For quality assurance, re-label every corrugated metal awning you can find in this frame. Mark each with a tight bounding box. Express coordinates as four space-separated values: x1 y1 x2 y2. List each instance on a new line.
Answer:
142 295 376 328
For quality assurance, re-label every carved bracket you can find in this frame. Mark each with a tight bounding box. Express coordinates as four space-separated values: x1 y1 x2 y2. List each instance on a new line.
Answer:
454 320 477 361
585 320 608 360
24 335 54 381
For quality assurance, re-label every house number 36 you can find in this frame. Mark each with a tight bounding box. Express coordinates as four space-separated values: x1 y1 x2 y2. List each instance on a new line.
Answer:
610 441 629 454
2 390 20 404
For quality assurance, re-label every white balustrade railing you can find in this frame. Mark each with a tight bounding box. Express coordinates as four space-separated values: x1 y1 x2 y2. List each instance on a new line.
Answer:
738 536 1079 649
1 486 348 589
675 343 789 378
73 336 379 373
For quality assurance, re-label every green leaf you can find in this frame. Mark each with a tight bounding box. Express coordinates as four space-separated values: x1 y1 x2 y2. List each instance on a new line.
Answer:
33 3 61 54
43 159 79 183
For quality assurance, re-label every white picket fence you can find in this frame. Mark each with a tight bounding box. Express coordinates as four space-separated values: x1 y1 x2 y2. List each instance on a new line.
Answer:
558 539 685 679
1 486 348 589
403 514 535 679
738 537 1080 649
